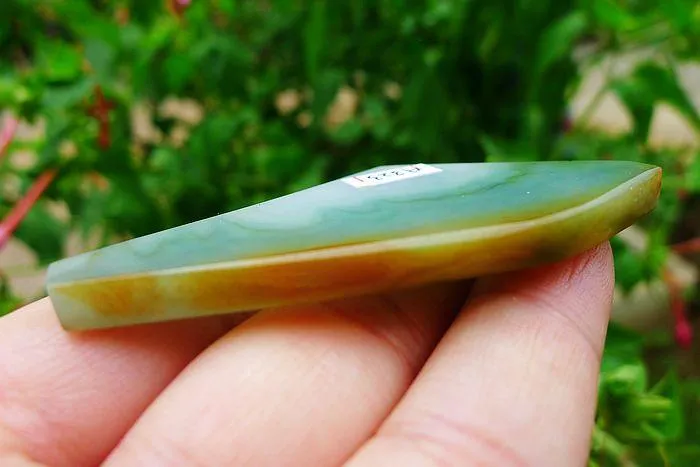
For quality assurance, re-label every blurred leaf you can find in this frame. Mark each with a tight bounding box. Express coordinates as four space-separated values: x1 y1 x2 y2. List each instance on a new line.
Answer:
84 38 116 80
598 323 648 398
611 237 656 292
592 0 638 31
287 156 328 192
310 69 345 128
612 62 700 143
363 96 392 140
36 40 83 83
610 78 655 143
479 135 539 162
42 78 94 109
648 371 684 441
328 118 364 145
218 0 237 17
601 362 648 396
0 275 22 317
684 152 700 192
304 0 327 82
603 322 645 363
661 0 696 33
636 62 700 130
103 174 164 237
533 11 588 81
37 113 72 165
163 54 195 93
13 202 67 264
0 76 34 109
131 17 178 91
48 0 120 43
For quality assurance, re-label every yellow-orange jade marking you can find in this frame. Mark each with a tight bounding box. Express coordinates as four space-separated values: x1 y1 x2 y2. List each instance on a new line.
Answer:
53 168 662 323
57 274 162 319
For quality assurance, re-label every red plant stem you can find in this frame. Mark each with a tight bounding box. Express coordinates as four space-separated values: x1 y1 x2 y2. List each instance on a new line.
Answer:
87 86 115 150
0 116 19 164
0 169 57 249
663 268 693 350
671 237 700 255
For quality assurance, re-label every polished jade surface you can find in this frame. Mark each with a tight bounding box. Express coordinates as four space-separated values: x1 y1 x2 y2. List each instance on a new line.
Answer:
47 161 656 285
45 160 662 330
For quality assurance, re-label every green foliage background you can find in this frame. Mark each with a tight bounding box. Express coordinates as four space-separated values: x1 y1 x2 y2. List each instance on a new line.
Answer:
1 1 700 464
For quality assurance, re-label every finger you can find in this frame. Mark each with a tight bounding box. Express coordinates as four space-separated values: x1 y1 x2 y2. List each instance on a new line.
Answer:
0 297 239 467
104 282 469 466
346 243 614 467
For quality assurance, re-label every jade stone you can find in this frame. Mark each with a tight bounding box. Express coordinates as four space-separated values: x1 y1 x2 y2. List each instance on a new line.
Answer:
46 160 662 330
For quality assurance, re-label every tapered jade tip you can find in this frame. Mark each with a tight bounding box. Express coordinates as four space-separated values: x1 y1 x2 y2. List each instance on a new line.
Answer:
46 160 661 330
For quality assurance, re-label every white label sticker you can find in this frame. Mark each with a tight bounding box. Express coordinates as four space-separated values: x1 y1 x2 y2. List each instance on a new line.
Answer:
342 163 442 188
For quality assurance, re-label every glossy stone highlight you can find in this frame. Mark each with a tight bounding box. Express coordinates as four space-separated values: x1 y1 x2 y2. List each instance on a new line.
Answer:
46 161 662 330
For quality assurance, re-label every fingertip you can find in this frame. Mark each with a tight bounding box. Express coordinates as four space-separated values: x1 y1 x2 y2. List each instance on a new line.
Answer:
472 241 614 300
347 242 617 467
468 241 615 357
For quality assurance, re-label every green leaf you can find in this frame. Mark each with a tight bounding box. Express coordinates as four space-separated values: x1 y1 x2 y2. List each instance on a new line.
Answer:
102 174 165 238
131 17 178 91
45 0 120 44
603 322 644 361
0 275 23 318
287 156 328 192
0 76 34 109
41 78 95 110
601 362 648 396
661 0 696 33
479 136 539 162
684 152 700 192
163 54 195 94
74 186 109 242
611 237 655 291
37 112 72 165
218 0 237 17
648 371 684 441
636 62 700 131
310 69 345 128
304 0 327 82
328 118 364 145
611 62 700 143
533 11 588 80
13 202 67 265
84 38 116 80
610 78 654 143
36 40 83 83
591 0 638 31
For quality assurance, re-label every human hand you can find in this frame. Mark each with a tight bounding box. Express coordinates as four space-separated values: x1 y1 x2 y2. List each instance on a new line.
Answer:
0 242 614 466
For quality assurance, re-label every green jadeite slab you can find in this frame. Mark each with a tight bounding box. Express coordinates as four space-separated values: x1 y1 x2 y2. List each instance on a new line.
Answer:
46 161 662 330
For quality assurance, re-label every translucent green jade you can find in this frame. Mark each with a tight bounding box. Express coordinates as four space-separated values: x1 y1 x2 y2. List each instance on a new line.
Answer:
46 161 662 330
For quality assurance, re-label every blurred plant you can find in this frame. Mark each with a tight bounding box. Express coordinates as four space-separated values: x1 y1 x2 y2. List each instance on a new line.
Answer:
0 0 596 261
1 1 700 463
590 323 700 466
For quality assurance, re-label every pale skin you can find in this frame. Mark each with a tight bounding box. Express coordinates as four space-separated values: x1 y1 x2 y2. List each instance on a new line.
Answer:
0 242 614 466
